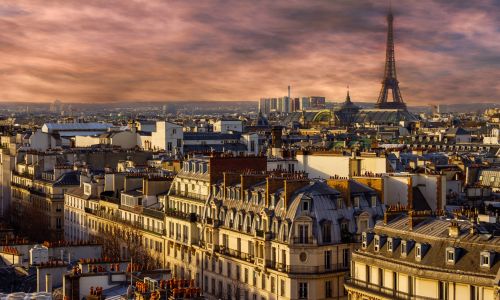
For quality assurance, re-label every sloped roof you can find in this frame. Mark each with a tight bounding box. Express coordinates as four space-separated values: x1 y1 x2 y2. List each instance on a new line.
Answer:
43 122 112 132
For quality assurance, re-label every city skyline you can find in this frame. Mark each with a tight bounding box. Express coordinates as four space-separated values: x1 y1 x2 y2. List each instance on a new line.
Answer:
0 0 498 104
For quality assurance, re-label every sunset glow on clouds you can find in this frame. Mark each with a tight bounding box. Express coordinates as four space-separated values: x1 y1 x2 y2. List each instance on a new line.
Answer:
0 0 498 104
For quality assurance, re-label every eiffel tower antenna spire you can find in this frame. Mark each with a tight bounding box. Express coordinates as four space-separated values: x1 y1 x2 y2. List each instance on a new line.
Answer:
375 2 407 110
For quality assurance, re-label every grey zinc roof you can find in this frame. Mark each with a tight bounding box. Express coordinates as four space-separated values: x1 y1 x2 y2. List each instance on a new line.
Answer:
43 122 112 132
362 216 500 277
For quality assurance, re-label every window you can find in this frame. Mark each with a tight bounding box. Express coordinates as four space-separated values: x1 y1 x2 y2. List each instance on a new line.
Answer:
387 239 393 252
324 250 331 270
337 198 343 209
371 196 377 207
480 252 492 268
302 201 309 211
446 250 455 263
280 279 285 297
359 219 369 232
354 197 360 208
322 223 331 243
299 282 308 299
342 248 350 268
298 224 309 243
415 244 422 260
227 262 232 277
271 277 275 293
261 275 266 289
374 236 380 251
470 286 477 300
325 281 332 298
439 281 448 300
401 241 407 256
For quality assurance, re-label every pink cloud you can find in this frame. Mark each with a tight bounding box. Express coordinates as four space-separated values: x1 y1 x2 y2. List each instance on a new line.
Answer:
0 0 498 105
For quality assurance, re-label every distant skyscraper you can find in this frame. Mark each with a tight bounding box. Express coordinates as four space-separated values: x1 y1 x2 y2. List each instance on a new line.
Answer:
309 96 326 109
258 98 271 116
50 99 62 113
300 97 310 110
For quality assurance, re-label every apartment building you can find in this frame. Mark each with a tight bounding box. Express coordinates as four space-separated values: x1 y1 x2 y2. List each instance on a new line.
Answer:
345 209 499 300
162 154 384 300
64 172 172 267
11 152 79 241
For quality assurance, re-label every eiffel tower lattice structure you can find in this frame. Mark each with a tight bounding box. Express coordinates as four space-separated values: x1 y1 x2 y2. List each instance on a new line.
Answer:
375 8 407 110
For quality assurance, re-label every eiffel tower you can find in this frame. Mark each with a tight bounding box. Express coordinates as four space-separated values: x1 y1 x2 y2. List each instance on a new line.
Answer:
375 8 407 110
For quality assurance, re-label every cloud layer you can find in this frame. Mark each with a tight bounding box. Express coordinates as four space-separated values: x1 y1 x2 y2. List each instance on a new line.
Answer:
0 0 498 105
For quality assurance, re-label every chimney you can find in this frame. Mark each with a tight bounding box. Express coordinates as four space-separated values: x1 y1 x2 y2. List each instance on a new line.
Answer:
326 178 351 207
408 210 430 231
448 221 460 238
407 176 414 210
241 174 267 195
284 179 310 208
266 177 285 206
223 172 241 199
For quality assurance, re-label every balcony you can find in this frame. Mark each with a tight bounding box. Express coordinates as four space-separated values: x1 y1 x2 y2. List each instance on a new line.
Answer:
216 247 254 263
345 278 439 300
266 261 348 274
205 217 222 227
292 237 314 245
12 170 34 179
143 207 165 220
85 207 165 235
165 209 198 223
170 190 207 202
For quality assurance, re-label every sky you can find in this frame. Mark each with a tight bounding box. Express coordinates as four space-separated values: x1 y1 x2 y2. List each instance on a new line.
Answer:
0 0 499 105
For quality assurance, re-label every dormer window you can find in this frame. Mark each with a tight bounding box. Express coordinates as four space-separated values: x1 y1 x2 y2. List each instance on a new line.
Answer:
302 200 309 211
371 196 377 208
480 254 489 267
401 240 409 257
446 247 457 264
374 236 380 252
415 243 424 261
480 251 494 268
354 197 360 208
361 232 372 249
337 198 343 209
446 250 455 263
387 238 393 252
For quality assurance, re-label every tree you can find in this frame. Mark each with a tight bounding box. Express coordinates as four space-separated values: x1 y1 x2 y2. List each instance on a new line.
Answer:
98 223 160 269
